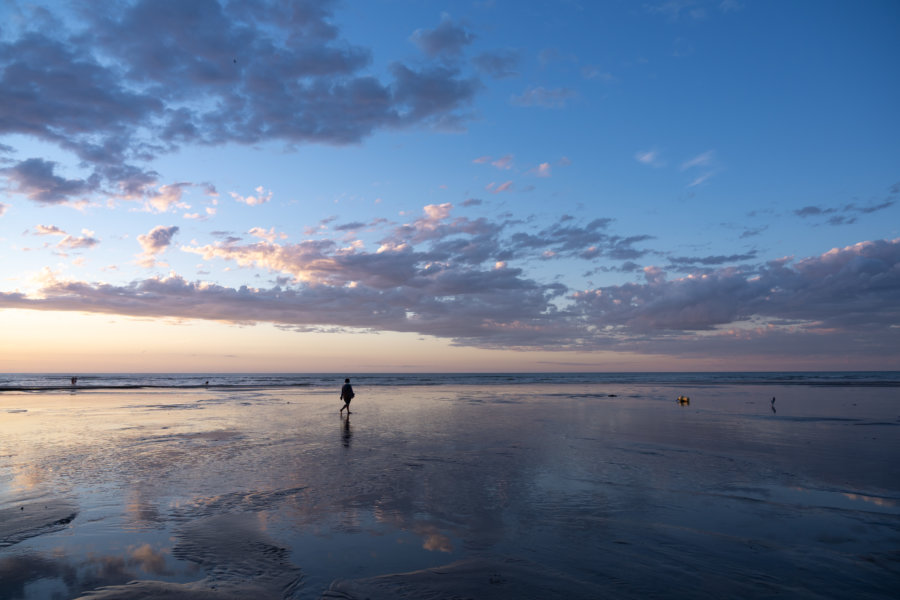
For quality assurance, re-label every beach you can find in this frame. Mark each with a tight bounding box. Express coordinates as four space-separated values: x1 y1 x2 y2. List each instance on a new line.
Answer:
1 376 898 599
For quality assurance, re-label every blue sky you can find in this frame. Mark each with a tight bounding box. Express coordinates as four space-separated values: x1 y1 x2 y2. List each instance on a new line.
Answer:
0 0 898 372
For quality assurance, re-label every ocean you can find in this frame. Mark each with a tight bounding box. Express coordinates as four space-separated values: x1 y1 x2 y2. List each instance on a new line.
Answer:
3 370 899 391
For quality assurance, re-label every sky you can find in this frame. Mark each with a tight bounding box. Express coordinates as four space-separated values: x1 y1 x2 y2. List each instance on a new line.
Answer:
0 0 898 373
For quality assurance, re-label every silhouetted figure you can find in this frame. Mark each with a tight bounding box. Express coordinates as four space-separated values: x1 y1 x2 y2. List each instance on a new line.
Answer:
71 376 77 386
340 378 355 415
771 396 776 414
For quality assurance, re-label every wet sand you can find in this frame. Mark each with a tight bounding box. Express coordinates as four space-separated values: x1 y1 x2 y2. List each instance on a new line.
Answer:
1 383 898 599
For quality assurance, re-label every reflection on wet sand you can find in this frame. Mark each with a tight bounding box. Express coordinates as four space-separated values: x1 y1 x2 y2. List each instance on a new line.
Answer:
0 383 898 599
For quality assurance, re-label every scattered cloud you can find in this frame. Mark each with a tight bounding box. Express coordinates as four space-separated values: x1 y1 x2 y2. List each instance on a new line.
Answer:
34 225 66 236
635 150 665 167
57 230 100 250
511 86 577 109
231 186 273 206
687 172 714 187
472 49 520 79
491 155 514 170
529 163 552 178
794 183 898 225
486 181 514 194
2 158 98 205
147 183 192 213
4 233 897 358
30 224 98 252
581 65 614 81
410 14 475 58
681 150 715 170
137 225 179 267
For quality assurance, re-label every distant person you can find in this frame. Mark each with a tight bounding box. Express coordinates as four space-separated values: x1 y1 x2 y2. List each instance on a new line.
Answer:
340 378 355 415
71 376 78 386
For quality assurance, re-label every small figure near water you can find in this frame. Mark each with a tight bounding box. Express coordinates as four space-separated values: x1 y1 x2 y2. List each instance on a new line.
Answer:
71 376 78 386
677 395 690 405
340 378 355 415
771 396 776 414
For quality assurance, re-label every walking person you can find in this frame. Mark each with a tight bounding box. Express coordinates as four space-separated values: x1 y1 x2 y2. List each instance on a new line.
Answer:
340 378 355 415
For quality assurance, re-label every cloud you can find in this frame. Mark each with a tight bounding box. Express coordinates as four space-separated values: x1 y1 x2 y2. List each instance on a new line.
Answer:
573 238 900 338
0 1 483 199
31 225 99 251
794 184 898 225
472 49 519 79
581 65 614 81
681 150 715 170
634 150 664 167
508 217 649 262
680 150 716 187
146 183 192 213
57 231 100 250
1 158 98 204
34 225 66 236
491 155 514 170
410 15 475 58
137 225 179 267
0 203 7 216
390 64 481 127
486 181 514 194
666 251 757 268
5 238 897 360
248 227 285 243
510 86 577 109
687 171 714 187
231 186 273 206
529 163 552 178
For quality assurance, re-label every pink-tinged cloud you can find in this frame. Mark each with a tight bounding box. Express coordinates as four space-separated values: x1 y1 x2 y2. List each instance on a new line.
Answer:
32 225 99 250
57 231 99 250
147 182 191 213
137 225 179 266
1 238 898 365
472 156 492 164
249 227 285 243
530 163 551 177
0 202 7 216
34 224 66 236
491 155 514 170
487 181 513 194
230 186 273 206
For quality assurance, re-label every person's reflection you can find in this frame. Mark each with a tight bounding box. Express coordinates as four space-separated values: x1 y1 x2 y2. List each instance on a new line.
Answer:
342 415 352 448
